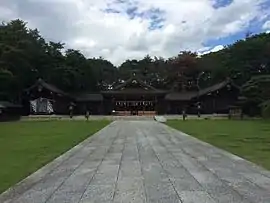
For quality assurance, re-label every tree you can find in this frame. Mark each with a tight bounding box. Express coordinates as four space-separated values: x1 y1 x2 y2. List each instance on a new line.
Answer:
0 69 14 100
118 59 140 80
166 51 199 91
0 19 47 99
242 75 270 116
242 75 270 103
260 100 270 119
89 58 118 90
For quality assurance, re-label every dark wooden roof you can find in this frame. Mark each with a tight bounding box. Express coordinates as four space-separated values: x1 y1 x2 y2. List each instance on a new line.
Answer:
114 74 157 91
165 92 197 101
102 89 167 95
26 78 68 96
72 93 103 102
24 78 238 102
165 79 239 101
0 101 22 108
102 74 169 96
198 79 239 97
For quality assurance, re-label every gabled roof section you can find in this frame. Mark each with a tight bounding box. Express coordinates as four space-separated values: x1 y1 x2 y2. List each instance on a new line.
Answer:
114 74 157 91
198 78 239 97
71 93 103 102
0 101 22 108
165 79 239 101
165 92 197 101
25 78 67 96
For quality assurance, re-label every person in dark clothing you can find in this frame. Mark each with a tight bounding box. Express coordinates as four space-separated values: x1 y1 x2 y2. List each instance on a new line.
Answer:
182 108 187 121
85 109 90 121
69 105 73 119
197 103 201 118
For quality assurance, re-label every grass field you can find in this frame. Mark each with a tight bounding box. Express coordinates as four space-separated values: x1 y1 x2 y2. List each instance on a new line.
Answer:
167 120 270 170
0 120 110 193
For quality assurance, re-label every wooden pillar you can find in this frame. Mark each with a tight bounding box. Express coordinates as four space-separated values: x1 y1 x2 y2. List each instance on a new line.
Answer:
125 96 126 115
155 95 157 115
100 100 103 115
143 95 145 115
212 94 216 114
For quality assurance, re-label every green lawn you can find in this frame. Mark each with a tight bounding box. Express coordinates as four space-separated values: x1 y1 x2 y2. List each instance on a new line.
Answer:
0 120 110 193
167 120 270 170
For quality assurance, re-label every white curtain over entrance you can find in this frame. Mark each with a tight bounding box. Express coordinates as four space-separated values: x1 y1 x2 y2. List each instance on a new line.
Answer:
30 97 54 114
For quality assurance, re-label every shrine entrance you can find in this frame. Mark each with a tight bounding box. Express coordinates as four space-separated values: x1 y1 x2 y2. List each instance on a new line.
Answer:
102 72 166 116
114 100 156 116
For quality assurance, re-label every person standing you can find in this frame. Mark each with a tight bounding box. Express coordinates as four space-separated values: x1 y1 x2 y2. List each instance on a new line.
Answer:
85 109 90 121
182 108 187 121
197 103 201 118
69 104 73 119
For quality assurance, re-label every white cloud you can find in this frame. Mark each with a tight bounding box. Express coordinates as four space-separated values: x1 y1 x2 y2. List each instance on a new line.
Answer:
0 0 268 65
263 21 270 30
210 45 225 52
198 45 224 55
262 20 270 34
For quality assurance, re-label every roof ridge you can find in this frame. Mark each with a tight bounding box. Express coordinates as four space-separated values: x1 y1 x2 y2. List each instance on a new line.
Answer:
25 78 68 96
114 74 156 91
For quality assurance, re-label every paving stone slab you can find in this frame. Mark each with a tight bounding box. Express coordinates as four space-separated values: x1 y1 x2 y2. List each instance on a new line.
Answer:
178 191 216 203
113 178 146 203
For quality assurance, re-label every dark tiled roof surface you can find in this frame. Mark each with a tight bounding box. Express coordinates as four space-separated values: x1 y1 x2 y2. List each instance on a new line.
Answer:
102 88 167 95
198 79 232 96
72 93 103 102
0 101 22 108
25 78 238 102
165 92 197 101
26 78 67 96
165 79 239 101
114 75 157 91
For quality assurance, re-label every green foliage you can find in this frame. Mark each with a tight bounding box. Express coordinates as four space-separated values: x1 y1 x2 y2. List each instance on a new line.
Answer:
0 69 14 100
0 19 117 98
260 100 270 119
202 34 270 86
242 75 270 103
242 75 270 116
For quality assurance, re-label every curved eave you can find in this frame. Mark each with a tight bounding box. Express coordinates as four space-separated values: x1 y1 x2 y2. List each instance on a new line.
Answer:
101 90 168 95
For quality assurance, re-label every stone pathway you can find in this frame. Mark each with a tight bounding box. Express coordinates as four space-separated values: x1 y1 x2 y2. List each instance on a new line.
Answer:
1 121 270 203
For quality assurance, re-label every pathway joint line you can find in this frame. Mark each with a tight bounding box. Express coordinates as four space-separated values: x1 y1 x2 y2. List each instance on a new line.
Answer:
111 127 126 201
135 129 148 203
78 126 122 203
141 128 184 203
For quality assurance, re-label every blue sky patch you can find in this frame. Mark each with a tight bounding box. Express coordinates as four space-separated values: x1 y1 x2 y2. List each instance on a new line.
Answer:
204 18 269 48
212 0 233 9
103 1 166 31
126 6 139 19
103 8 121 14
258 0 270 10
124 7 166 30
142 8 165 30
123 6 166 30
204 32 245 48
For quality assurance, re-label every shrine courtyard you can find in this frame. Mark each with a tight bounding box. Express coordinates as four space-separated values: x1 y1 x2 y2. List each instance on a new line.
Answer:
1 119 270 202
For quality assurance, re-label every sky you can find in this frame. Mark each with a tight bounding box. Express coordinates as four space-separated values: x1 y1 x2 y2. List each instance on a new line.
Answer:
0 0 270 66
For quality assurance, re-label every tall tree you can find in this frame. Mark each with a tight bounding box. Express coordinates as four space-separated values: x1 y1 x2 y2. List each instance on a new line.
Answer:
167 51 199 91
